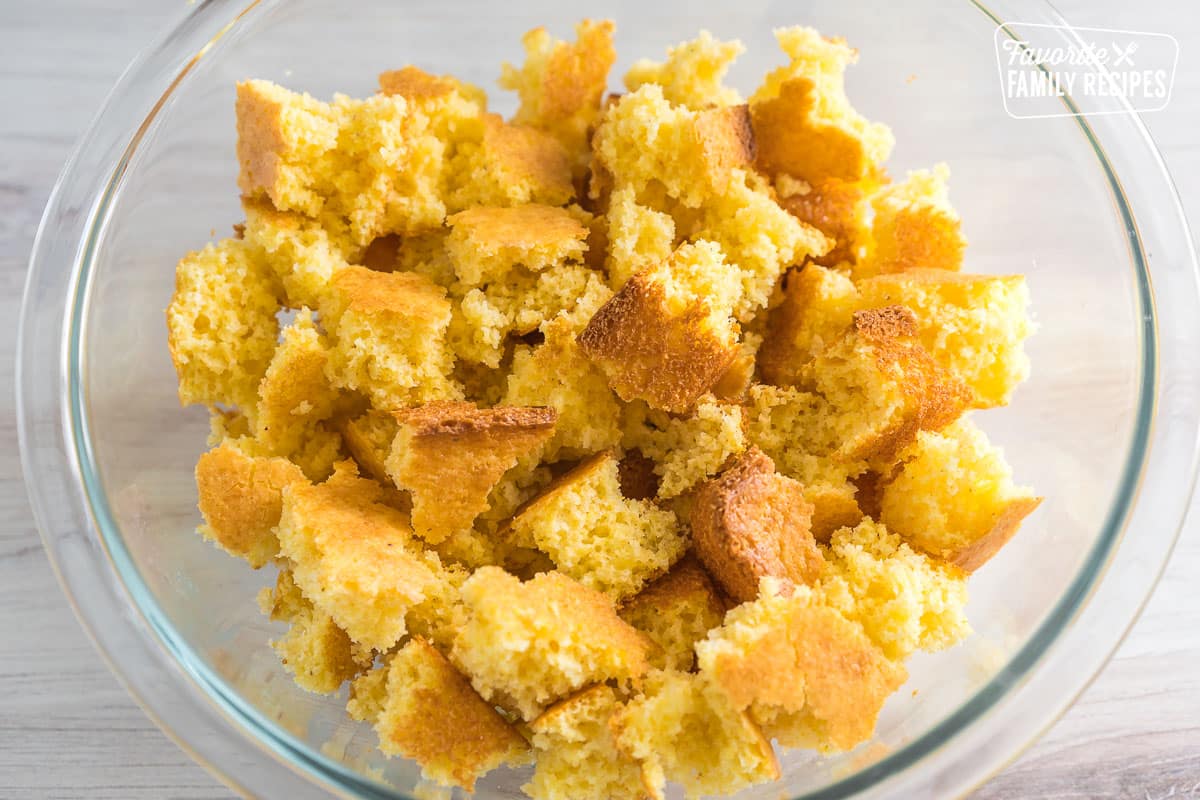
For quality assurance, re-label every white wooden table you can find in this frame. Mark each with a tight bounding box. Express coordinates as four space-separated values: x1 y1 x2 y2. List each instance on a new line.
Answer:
1 1 1197 797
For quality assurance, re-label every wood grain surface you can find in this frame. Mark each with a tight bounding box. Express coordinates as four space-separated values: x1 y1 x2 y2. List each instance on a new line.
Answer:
0 1 1196 798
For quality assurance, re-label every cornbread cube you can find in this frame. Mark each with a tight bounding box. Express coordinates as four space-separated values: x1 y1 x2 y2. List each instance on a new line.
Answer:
387 402 558 544
276 462 443 651
691 448 825 603
259 569 371 694
445 205 588 288
240 197 355 310
859 269 1033 408
578 241 742 414
604 185 676 289
395 229 457 289
320 266 462 408
252 311 342 481
447 115 575 210
338 410 399 485
592 85 756 208
879 418 1042 571
347 661 390 723
374 637 529 791
504 315 623 461
610 669 779 800
619 556 726 671
195 440 305 568
451 567 653 720
166 238 280 409
758 264 860 387
690 169 831 321
525 685 646 800
378 65 471 103
805 306 971 465
500 19 617 170
508 452 685 601
856 165 966 278
819 519 971 661
625 31 745 109
235 79 342 218
749 27 894 182
449 263 611 368
776 173 877 266
695 581 906 752
623 396 746 499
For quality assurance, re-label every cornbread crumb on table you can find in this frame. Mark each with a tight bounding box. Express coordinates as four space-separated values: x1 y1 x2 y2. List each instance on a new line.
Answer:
387 401 557 543
619 556 726 672
508 452 685 601
525 685 646 800
451 567 653 720
374 638 529 790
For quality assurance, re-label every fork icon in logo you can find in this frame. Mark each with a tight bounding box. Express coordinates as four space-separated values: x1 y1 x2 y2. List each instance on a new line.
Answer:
1112 41 1138 67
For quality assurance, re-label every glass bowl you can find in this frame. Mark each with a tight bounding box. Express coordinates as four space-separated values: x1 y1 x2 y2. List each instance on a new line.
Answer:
17 0 1200 798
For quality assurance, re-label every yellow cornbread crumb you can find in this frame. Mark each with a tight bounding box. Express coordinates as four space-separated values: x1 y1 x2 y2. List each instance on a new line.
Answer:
374 637 529 790
611 669 779 800
452 567 653 720
166 238 279 409
776 173 878 266
240 197 355 309
445 204 588 287
623 395 746 499
619 557 726 672
604 185 676 289
856 165 966 278
879 418 1042 571
758 264 860 387
446 115 576 211
338 410 398 485
625 31 745 110
525 685 646 800
508 453 685 602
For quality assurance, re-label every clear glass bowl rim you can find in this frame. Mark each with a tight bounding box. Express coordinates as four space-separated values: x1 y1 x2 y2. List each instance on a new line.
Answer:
16 1 1200 798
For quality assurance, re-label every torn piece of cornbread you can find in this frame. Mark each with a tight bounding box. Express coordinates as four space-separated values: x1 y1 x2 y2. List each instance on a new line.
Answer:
750 27 894 183
525 685 646 800
374 637 529 791
858 269 1033 408
592 85 756 208
611 669 779 800
819 519 971 661
447 115 576 210
167 238 280 409
623 396 745 499
504 314 623 461
387 402 558 544
320 265 462 408
240 197 355 310
692 448 825 603
880 418 1042 571
776 173 877 266
508 452 685 601
195 439 305 568
696 581 906 752
445 204 588 287
619 556 726 672
338 410 399 485
252 310 342 481
758 263 860 387
347 659 390 723
689 169 831 322
625 31 745 110
259 568 372 694
578 240 742 414
855 165 966 278
805 306 971 465
604 185 677 289
501 19 617 172
449 263 611 368
451 567 653 720
276 462 443 651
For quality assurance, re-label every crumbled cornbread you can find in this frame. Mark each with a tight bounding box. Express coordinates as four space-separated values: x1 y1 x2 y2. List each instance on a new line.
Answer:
508 452 685 601
619 556 726 671
526 685 646 800
451 567 653 720
174 21 1039 797
611 669 779 800
374 637 529 790
387 402 557 543
692 448 825 602
879 418 1042 570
